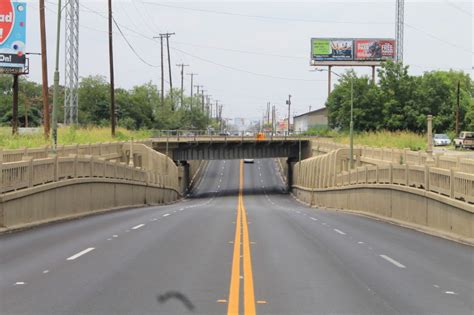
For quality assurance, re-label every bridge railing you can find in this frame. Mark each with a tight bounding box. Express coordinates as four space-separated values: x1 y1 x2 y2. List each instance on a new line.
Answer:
311 139 474 171
0 152 180 195
294 149 474 204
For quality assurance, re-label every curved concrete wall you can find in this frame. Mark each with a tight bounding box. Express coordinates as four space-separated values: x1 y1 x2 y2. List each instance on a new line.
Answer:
0 179 179 230
293 184 474 245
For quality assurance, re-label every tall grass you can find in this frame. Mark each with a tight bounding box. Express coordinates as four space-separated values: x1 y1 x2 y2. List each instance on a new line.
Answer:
0 126 152 149
331 130 427 150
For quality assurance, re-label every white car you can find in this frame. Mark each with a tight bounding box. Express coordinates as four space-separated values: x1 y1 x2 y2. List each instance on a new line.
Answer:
243 159 254 163
433 134 451 146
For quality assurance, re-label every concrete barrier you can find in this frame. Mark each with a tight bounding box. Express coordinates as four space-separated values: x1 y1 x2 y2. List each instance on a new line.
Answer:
0 178 179 231
292 184 474 245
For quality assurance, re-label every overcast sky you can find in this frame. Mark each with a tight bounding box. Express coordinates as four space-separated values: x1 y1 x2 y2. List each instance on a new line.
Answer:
24 0 473 121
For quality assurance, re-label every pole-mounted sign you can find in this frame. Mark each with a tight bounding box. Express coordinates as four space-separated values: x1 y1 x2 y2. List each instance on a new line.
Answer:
0 1 26 74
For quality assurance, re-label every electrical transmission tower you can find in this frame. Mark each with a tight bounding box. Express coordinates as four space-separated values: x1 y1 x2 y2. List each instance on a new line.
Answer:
395 0 404 63
64 0 79 124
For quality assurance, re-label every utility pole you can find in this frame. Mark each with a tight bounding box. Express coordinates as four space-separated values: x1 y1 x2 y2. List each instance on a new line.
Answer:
215 100 219 120
187 73 197 109
286 94 291 135
201 90 206 112
12 75 19 135
271 105 275 136
267 102 270 125
108 0 116 136
456 81 460 135
39 0 50 138
176 63 189 109
219 105 223 131
154 33 175 109
194 84 202 109
51 0 63 150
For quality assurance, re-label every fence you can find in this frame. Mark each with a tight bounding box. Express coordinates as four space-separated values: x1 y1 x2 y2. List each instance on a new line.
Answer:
294 148 474 204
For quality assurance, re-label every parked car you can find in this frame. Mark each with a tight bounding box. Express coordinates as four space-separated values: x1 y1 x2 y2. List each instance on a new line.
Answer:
454 131 474 149
219 131 230 136
433 134 451 146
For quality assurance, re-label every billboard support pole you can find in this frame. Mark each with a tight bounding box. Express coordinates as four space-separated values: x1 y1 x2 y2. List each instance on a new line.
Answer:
12 74 19 135
328 66 332 96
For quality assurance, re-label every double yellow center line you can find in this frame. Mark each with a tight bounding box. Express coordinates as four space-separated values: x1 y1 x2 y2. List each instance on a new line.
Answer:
227 160 256 315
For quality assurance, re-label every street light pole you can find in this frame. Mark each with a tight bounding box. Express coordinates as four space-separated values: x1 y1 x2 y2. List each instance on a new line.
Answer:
51 0 63 151
312 68 355 168
349 77 354 169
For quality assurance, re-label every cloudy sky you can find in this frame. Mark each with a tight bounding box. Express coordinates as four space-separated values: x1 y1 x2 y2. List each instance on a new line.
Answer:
23 0 473 121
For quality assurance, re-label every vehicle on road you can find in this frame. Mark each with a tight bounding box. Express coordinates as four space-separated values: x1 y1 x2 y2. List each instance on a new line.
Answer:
243 159 254 163
433 134 451 146
219 131 231 136
454 131 474 149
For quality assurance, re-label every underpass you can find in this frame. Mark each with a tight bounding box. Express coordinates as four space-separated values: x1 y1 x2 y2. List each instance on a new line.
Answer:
1 159 472 314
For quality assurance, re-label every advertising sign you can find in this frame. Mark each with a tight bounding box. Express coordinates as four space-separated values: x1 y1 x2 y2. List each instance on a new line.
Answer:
0 1 26 73
311 38 353 61
355 39 395 61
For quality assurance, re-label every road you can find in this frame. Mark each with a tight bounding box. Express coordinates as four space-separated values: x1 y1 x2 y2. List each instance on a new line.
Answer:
1 159 473 315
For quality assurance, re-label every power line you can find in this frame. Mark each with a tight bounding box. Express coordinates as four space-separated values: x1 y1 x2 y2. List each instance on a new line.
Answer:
171 46 325 82
444 0 473 17
113 17 160 68
140 2 392 25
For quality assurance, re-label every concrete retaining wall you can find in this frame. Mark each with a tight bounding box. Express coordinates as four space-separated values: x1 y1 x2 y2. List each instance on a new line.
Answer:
293 185 474 244
0 179 179 230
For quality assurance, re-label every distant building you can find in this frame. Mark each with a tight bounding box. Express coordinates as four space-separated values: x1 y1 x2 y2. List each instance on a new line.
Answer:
293 107 328 132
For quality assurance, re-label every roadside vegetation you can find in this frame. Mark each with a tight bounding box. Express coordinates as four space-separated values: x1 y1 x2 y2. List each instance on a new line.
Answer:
0 126 151 149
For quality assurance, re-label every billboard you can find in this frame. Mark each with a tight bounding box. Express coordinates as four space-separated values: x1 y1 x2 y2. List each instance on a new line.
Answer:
354 39 395 61
311 38 353 61
311 38 395 64
0 1 26 73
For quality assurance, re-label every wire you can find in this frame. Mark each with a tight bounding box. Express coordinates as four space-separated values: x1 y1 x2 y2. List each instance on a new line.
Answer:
140 2 392 25
444 0 473 17
112 17 160 68
170 46 324 82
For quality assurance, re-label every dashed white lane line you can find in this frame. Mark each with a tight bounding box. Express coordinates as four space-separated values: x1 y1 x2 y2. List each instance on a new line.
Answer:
310 217 318 221
379 255 406 268
66 247 95 261
132 224 145 230
113 235 118 238
163 213 170 217
357 241 364 244
43 270 49 274
334 229 346 235
14 282 26 285
445 291 457 295
107 238 112 241
151 218 158 221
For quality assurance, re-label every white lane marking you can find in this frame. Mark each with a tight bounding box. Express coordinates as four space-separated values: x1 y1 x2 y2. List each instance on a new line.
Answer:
107 238 112 241
132 224 145 230
379 255 406 268
433 284 440 288
14 282 26 285
445 291 457 295
163 213 170 217
66 247 95 261
310 217 318 221
43 270 49 274
334 229 346 235
357 241 364 244
151 218 158 221
113 235 118 238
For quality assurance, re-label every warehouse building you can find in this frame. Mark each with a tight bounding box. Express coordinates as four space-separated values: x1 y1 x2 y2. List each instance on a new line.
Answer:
293 107 328 132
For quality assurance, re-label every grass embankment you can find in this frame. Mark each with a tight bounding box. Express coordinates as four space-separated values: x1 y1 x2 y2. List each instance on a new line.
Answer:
332 131 427 151
0 126 152 149
306 128 428 150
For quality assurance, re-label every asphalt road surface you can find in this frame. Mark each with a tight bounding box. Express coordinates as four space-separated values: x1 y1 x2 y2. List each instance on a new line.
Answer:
1 159 473 315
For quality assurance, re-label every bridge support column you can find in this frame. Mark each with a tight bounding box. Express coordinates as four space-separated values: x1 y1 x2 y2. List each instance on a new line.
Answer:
178 161 190 195
287 158 296 192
